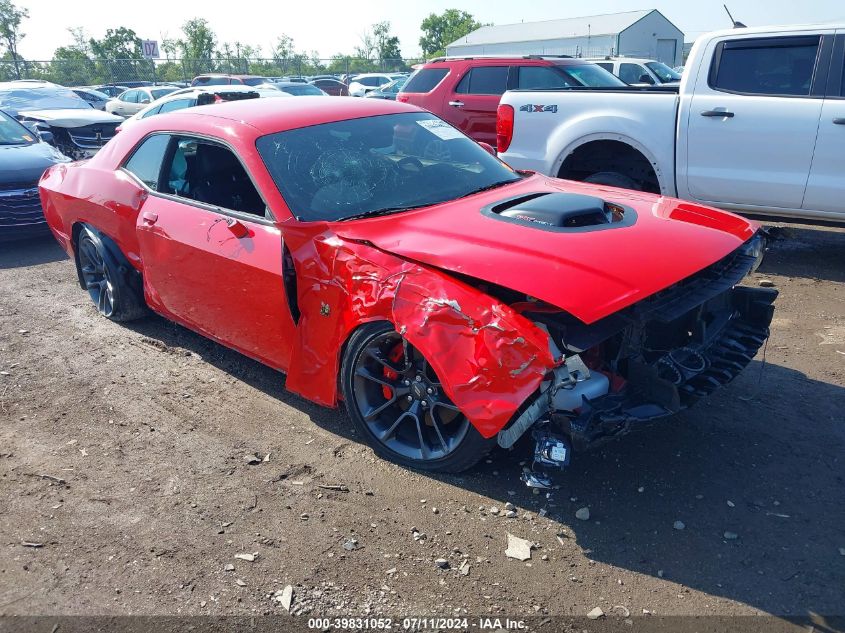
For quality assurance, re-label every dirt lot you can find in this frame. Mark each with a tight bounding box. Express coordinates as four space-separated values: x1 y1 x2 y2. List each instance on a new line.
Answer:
0 224 843 623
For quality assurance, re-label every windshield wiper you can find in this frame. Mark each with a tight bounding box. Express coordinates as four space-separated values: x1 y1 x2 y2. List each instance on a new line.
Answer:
341 204 431 221
455 179 517 199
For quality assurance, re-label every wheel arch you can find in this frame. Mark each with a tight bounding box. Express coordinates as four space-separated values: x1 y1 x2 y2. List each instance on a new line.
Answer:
552 133 669 195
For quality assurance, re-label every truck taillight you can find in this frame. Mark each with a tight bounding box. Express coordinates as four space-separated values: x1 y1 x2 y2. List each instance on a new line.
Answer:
496 104 514 153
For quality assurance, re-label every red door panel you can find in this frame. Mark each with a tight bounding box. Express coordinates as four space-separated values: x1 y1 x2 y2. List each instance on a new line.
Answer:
136 197 296 371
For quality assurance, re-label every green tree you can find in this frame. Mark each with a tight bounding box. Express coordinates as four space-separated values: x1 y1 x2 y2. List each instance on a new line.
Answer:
419 9 484 58
89 27 148 85
177 18 216 76
52 27 95 85
373 22 401 62
89 27 142 59
0 0 28 79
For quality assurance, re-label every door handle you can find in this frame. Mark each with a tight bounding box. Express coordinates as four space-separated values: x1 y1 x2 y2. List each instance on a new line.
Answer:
833 118 845 125
448 100 464 107
701 109 734 118
141 211 158 225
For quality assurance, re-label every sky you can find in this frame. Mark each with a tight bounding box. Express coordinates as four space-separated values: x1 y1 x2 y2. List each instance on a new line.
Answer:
15 0 845 60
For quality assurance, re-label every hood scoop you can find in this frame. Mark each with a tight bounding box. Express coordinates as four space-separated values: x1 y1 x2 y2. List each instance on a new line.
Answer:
483 192 636 232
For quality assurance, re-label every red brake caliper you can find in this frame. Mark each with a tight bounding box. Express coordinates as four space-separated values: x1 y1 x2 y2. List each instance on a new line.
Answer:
382 343 405 400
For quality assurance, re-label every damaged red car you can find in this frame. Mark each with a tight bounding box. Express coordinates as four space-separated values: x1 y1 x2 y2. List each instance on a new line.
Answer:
39 97 776 482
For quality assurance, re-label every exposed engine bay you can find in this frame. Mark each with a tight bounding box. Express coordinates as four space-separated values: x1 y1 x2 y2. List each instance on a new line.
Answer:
489 232 776 487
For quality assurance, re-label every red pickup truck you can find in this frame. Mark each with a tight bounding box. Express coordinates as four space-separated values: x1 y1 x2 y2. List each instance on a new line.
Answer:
398 55 625 148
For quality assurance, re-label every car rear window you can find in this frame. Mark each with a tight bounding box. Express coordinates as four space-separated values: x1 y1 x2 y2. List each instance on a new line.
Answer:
402 68 449 93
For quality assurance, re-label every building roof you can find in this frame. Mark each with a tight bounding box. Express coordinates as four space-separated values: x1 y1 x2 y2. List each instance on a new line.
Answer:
448 9 658 48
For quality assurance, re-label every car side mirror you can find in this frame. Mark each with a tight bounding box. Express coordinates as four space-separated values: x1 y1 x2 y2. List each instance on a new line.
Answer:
478 141 496 156
37 130 54 144
140 97 151 104
639 74 655 85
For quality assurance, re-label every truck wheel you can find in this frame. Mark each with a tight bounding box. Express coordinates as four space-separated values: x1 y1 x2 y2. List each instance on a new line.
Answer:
76 225 147 322
583 171 642 191
340 321 494 473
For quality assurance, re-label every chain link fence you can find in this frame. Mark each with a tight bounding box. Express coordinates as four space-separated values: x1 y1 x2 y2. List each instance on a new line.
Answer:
0 57 426 87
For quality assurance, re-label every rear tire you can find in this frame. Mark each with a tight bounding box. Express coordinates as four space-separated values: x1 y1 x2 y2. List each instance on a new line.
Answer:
76 225 146 322
340 321 494 473
583 171 642 191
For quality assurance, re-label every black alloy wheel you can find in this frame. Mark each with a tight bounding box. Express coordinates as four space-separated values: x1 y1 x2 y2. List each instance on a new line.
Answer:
341 322 493 473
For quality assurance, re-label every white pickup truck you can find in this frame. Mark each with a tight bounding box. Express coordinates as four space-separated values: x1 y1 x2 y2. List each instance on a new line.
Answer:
498 24 845 224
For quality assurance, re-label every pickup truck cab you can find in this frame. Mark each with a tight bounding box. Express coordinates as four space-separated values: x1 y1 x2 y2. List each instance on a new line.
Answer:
499 24 845 224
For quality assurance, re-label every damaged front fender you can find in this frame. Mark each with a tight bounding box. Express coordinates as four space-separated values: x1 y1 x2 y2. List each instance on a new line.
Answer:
283 228 556 438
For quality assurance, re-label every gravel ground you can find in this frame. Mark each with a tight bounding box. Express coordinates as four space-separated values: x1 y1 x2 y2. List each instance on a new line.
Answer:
0 223 843 622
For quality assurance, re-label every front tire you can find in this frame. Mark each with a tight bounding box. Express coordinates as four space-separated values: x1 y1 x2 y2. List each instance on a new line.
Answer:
340 322 493 473
76 226 146 322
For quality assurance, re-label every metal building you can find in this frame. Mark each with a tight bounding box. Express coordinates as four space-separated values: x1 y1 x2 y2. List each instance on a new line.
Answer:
445 9 684 67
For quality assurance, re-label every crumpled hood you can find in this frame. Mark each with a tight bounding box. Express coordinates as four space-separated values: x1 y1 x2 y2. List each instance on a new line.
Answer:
335 175 758 325
18 108 123 127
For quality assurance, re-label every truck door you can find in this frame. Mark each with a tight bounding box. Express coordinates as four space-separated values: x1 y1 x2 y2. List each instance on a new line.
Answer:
680 33 831 210
802 32 845 216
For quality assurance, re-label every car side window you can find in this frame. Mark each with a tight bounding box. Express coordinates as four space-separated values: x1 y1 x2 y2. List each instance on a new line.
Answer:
159 99 193 113
619 63 646 84
596 62 613 73
517 66 575 89
141 104 163 118
711 36 820 96
123 134 171 190
163 137 266 218
454 66 508 95
122 89 139 103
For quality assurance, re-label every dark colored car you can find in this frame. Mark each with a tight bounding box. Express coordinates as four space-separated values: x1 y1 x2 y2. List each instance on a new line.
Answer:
272 82 327 96
398 56 625 147
92 84 129 98
0 108 69 240
365 77 407 100
72 87 110 110
39 97 774 480
191 74 272 87
309 78 349 96
0 81 123 159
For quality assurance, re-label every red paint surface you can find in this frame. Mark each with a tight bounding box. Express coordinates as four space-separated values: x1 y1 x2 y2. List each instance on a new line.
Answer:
39 97 758 437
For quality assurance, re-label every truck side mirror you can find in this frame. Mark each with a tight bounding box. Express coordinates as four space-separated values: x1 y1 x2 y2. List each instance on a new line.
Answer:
639 74 655 85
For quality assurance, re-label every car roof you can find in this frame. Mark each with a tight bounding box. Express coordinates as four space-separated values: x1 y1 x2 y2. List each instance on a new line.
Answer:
420 55 593 68
159 95 416 135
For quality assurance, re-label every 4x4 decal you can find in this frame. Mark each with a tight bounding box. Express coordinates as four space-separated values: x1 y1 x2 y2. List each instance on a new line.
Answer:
519 104 558 113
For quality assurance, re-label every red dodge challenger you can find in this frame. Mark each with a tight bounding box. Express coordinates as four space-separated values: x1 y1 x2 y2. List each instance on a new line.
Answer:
39 97 776 482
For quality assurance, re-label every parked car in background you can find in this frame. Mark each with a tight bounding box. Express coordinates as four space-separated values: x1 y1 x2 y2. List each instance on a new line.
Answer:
91 84 128 98
113 81 155 89
398 56 625 147
271 82 327 96
118 85 290 131
0 108 70 240
498 24 845 224
588 56 681 86
365 77 407 100
191 74 274 87
0 80 123 159
310 78 349 96
106 86 179 117
72 87 110 110
348 73 405 97
38 97 775 476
